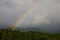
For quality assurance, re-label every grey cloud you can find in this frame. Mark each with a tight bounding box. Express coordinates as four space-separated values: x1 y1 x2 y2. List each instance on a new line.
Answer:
0 0 60 33
0 0 27 26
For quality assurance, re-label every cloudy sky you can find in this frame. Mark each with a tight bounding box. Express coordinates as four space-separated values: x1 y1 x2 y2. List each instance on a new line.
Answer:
0 0 60 33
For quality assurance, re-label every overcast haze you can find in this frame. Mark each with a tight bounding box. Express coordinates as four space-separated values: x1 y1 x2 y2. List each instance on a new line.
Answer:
0 0 60 33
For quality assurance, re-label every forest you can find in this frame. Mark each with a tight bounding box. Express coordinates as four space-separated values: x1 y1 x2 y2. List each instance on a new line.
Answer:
0 30 60 40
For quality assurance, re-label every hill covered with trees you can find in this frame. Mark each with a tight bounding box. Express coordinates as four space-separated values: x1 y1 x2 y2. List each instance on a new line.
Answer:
0 30 60 40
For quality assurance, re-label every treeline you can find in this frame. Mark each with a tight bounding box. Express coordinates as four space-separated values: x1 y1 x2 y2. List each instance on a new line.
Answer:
0 30 60 40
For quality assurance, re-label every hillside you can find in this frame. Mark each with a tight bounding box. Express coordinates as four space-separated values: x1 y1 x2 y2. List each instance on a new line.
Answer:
0 30 60 40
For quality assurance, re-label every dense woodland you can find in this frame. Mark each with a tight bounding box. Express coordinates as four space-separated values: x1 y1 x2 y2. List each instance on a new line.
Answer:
0 30 60 40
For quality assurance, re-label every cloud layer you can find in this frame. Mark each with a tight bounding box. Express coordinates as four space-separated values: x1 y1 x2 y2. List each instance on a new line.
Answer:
0 0 60 33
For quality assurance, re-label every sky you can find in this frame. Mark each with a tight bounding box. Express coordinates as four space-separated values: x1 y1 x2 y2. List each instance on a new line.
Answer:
0 0 60 33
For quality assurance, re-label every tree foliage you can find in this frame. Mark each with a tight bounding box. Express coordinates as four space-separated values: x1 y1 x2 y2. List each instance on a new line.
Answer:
1 30 60 40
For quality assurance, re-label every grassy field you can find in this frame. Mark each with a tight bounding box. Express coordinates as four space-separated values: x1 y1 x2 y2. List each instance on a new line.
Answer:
0 30 60 40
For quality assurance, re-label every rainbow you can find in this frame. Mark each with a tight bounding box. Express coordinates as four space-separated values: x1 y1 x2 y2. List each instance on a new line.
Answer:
11 4 37 30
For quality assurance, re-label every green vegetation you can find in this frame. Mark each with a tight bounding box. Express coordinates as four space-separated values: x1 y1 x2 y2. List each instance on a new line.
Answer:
0 30 60 40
